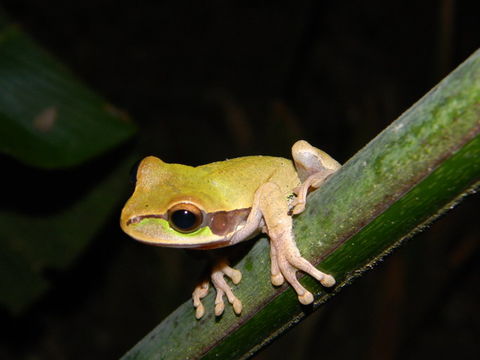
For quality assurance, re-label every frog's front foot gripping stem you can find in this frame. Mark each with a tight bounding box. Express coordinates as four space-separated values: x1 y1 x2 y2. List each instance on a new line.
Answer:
269 238 335 305
192 259 242 319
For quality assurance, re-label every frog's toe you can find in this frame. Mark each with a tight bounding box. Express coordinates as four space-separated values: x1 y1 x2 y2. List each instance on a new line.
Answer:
287 199 307 216
223 265 242 284
195 303 205 319
192 280 209 319
232 298 242 315
298 291 314 305
271 272 285 286
320 274 336 287
292 203 306 215
214 299 225 317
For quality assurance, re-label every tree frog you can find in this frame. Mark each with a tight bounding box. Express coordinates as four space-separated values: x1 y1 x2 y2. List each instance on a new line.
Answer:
120 140 341 319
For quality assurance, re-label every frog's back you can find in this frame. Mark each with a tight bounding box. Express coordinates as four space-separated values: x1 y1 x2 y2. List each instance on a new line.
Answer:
198 155 300 209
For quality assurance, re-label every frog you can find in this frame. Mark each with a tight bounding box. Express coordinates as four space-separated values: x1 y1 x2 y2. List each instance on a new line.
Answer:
120 140 341 319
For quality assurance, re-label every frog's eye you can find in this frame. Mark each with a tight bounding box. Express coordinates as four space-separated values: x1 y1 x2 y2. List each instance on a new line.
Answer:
168 203 203 233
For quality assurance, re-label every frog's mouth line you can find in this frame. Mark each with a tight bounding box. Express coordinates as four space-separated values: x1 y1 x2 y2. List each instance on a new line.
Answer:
126 214 165 225
126 208 251 237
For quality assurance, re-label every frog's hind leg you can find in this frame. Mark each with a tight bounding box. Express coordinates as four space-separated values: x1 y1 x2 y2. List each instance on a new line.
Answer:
256 182 335 305
290 140 341 215
290 170 337 215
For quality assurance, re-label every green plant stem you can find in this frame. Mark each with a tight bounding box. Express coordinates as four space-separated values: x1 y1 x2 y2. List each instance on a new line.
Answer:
120 48 480 360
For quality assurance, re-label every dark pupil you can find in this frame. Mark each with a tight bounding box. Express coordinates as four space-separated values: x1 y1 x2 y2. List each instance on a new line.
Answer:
171 210 198 231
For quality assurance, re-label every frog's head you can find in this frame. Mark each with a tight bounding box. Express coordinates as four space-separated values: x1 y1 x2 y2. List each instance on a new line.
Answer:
120 156 249 249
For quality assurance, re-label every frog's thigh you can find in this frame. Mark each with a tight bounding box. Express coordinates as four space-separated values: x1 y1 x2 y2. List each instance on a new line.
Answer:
255 182 335 303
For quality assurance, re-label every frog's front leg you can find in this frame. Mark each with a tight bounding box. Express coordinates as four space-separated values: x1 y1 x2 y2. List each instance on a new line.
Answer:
193 258 242 319
257 182 335 304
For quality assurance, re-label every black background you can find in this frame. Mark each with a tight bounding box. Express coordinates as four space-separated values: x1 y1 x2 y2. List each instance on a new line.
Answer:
0 1 479 359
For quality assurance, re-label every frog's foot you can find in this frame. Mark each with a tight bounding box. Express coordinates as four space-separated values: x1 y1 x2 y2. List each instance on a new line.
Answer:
271 240 335 304
192 259 242 319
211 259 243 317
289 195 306 216
256 182 335 305
289 171 336 216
